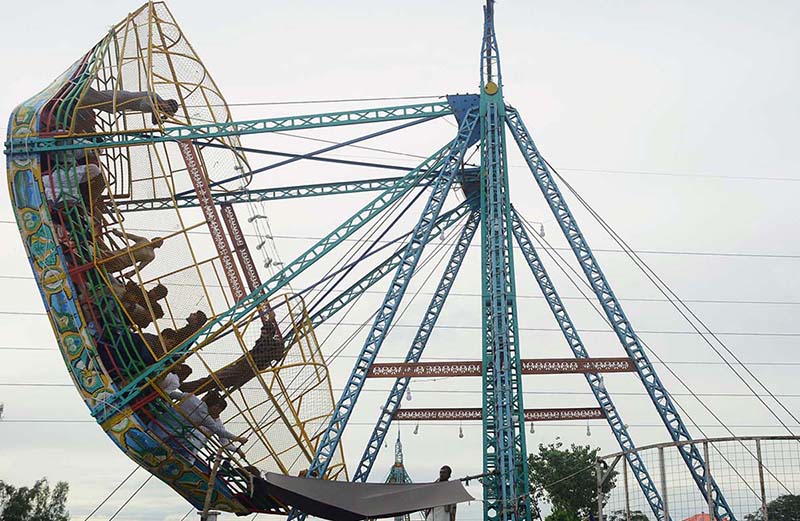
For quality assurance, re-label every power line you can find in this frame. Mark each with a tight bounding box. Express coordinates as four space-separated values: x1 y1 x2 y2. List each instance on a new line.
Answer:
2 219 798 260
2 383 799 399
83 466 140 521
2 273 798 307
3 346 799 366
0 310 798 337
547 160 800 434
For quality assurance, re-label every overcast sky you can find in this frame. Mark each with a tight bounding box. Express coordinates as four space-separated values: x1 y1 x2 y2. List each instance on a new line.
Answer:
2 1 800 520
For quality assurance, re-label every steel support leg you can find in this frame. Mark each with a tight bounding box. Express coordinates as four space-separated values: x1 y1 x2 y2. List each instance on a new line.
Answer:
510 208 667 521
287 108 480 520
505 107 735 520
352 209 480 482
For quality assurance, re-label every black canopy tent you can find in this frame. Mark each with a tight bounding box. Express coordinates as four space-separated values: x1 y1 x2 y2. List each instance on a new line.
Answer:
258 473 474 521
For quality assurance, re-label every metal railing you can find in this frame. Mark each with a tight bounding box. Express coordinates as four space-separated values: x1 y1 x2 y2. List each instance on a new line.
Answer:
596 435 800 521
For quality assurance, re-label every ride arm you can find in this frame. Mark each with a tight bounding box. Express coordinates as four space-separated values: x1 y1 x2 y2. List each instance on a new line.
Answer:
96 140 452 420
7 101 453 154
505 106 734 520
352 209 480 482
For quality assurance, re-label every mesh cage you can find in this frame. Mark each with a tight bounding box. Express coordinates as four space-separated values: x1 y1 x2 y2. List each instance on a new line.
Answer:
7 1 345 513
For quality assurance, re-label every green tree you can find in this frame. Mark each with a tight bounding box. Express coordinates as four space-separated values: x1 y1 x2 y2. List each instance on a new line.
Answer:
745 494 800 521
528 441 617 519
545 507 581 521
0 479 69 521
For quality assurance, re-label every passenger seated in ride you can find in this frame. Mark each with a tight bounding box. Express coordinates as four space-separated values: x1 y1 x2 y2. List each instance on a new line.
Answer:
77 87 179 127
180 319 285 395
135 310 208 361
148 391 247 467
157 363 192 399
101 229 164 276
120 281 168 328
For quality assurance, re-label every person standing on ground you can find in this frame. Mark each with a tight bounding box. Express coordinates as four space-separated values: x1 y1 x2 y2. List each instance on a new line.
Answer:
426 465 457 521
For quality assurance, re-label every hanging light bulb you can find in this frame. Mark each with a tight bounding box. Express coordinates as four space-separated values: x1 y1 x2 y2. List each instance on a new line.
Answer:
406 387 412 401
586 421 592 437
384 439 388 448
459 424 464 439
529 422 535 434
264 258 273 269
248 214 267 223
538 223 545 238
413 422 419 435
256 240 266 250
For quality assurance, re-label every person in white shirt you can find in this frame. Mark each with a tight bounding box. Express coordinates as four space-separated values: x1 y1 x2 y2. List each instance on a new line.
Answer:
149 391 247 466
426 466 457 521
157 364 192 399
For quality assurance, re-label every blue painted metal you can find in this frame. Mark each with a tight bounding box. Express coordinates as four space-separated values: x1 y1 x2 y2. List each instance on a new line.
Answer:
94 141 455 421
479 2 531 520
4 101 452 154
351 209 480 482
509 208 668 521
300 108 480 488
447 94 481 147
309 200 476 329
505 107 735 521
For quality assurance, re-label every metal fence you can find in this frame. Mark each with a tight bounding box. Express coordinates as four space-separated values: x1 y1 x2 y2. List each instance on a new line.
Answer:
596 436 800 521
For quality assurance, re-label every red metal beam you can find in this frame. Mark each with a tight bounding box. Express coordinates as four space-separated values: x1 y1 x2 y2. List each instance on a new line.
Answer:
367 357 634 378
392 407 604 422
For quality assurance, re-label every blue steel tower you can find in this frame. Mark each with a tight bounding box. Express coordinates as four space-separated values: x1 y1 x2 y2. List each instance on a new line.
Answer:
292 1 735 521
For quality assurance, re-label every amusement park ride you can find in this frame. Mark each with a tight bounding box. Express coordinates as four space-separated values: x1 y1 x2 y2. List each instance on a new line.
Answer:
4 1 746 521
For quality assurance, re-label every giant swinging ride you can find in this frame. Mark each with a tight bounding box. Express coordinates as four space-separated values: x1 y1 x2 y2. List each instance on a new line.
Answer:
5 2 742 521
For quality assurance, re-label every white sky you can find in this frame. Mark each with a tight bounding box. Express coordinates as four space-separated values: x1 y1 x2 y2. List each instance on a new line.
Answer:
2 1 800 521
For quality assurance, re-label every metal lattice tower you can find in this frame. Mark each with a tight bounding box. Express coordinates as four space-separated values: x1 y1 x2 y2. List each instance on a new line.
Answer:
4 1 740 520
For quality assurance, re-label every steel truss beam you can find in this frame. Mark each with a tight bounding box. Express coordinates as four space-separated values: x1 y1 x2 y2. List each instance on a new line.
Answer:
366 357 635 378
393 408 604 422
299 108 480 492
113 169 481 213
510 208 668 521
506 107 735 520
352 209 481 482
4 101 452 154
309 200 476 329
96 140 455 421
113 176 418 212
